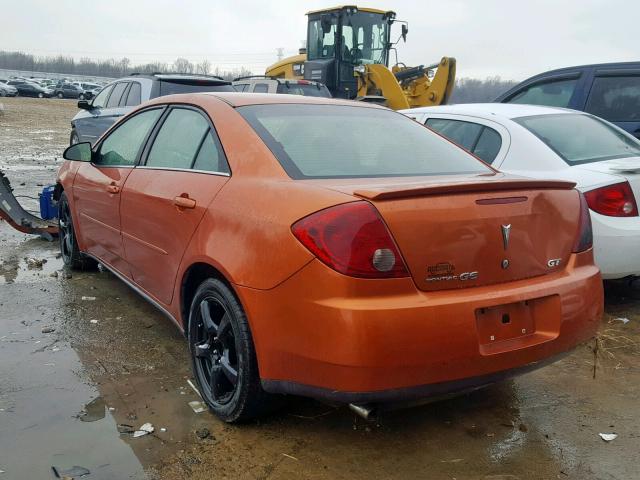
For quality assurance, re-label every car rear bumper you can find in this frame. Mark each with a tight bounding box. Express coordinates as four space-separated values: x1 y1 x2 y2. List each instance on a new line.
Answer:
237 250 602 403
592 212 640 279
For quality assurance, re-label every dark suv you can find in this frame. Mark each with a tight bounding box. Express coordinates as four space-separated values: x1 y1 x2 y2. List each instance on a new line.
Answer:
70 73 234 145
496 62 640 138
54 83 85 99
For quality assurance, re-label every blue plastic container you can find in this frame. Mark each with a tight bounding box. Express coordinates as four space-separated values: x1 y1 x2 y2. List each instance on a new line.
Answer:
39 185 57 220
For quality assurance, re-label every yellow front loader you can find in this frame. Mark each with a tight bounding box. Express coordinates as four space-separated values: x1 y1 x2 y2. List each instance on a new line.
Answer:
265 6 456 110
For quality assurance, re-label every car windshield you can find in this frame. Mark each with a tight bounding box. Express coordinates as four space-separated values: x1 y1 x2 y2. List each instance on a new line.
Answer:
515 113 640 165
238 104 491 179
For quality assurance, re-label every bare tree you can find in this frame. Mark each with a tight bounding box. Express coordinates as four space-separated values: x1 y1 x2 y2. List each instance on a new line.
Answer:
197 59 211 75
173 57 194 74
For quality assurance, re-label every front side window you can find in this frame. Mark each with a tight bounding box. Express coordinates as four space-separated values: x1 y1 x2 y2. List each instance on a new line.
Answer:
92 85 113 108
96 109 162 166
239 104 491 179
516 113 640 165
146 109 210 169
507 78 578 108
586 76 640 122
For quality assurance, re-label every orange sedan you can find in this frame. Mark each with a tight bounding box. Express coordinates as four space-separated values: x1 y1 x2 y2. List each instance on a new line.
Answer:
56 93 603 422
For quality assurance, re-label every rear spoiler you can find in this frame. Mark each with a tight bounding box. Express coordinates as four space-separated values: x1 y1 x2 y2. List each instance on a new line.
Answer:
354 178 577 201
0 171 58 240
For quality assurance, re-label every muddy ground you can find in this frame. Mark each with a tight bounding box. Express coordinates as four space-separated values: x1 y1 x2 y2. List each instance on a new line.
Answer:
1 97 639 480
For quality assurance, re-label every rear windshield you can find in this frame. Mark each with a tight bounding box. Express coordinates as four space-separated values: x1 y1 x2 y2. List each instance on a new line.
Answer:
158 80 234 96
238 104 491 179
276 83 332 97
515 113 640 165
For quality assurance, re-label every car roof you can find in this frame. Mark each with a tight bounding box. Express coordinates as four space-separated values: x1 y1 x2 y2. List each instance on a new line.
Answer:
402 103 581 120
151 92 383 109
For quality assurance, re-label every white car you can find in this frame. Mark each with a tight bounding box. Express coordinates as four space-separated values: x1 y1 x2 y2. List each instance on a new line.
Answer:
402 104 640 282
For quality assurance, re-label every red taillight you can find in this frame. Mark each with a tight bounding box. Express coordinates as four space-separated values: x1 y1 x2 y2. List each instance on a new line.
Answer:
584 182 638 217
291 202 409 278
573 191 593 253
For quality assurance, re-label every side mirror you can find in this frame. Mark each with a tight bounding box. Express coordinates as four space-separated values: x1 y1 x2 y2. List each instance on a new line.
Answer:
401 24 408 42
63 142 92 162
78 100 92 110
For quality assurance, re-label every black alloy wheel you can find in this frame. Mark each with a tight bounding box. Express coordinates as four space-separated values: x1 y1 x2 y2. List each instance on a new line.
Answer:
188 278 275 422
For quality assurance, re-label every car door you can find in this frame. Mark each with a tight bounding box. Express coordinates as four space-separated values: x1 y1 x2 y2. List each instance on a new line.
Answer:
119 106 231 304
584 69 640 138
423 115 510 166
72 107 164 277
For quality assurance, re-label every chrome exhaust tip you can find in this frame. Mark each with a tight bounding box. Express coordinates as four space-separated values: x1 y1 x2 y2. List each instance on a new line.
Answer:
349 403 375 420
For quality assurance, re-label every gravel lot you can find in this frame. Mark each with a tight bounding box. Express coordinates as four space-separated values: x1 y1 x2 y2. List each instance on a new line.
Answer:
1 97 639 480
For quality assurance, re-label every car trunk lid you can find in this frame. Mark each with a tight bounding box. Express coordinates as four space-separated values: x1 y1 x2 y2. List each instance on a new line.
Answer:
576 157 640 202
319 175 580 291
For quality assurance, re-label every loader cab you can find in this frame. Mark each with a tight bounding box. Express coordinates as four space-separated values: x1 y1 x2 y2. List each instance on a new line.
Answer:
304 6 395 99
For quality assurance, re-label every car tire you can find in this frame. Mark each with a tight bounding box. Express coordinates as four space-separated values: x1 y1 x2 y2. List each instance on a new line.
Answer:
69 130 79 146
57 92 63 99
188 278 275 423
58 192 97 270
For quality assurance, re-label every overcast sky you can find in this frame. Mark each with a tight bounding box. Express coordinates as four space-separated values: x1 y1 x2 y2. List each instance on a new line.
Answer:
3 0 638 80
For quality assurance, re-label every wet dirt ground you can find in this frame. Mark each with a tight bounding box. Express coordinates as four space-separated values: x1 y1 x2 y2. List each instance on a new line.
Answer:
1 97 639 480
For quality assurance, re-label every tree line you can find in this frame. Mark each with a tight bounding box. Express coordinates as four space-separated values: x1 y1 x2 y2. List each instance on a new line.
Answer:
0 50 518 101
0 50 252 80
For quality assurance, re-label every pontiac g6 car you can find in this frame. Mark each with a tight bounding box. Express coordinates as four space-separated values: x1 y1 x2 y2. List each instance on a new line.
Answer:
56 93 603 422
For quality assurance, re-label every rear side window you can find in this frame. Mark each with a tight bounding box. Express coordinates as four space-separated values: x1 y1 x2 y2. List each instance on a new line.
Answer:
426 118 483 151
92 85 113 108
146 109 210 169
253 83 270 93
125 82 142 106
586 76 640 122
426 118 502 164
106 82 127 108
507 78 578 107
157 80 234 96
238 104 491 179
97 109 162 166
192 131 230 174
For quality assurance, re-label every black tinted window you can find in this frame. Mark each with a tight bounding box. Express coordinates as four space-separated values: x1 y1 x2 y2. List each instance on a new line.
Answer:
473 128 502 164
239 104 490 179
426 118 483 150
192 131 230 174
147 109 209 169
97 109 162 166
125 82 141 106
507 78 577 107
106 82 127 108
276 83 331 97
253 84 269 93
586 76 640 122
157 80 234 96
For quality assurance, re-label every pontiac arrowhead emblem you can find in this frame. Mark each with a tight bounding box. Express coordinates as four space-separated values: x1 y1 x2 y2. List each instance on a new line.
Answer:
501 224 511 250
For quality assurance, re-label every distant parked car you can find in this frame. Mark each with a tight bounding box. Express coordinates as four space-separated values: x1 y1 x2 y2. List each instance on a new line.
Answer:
70 73 234 145
495 62 640 139
6 80 51 98
54 83 86 100
232 76 331 97
403 103 640 283
0 82 18 97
